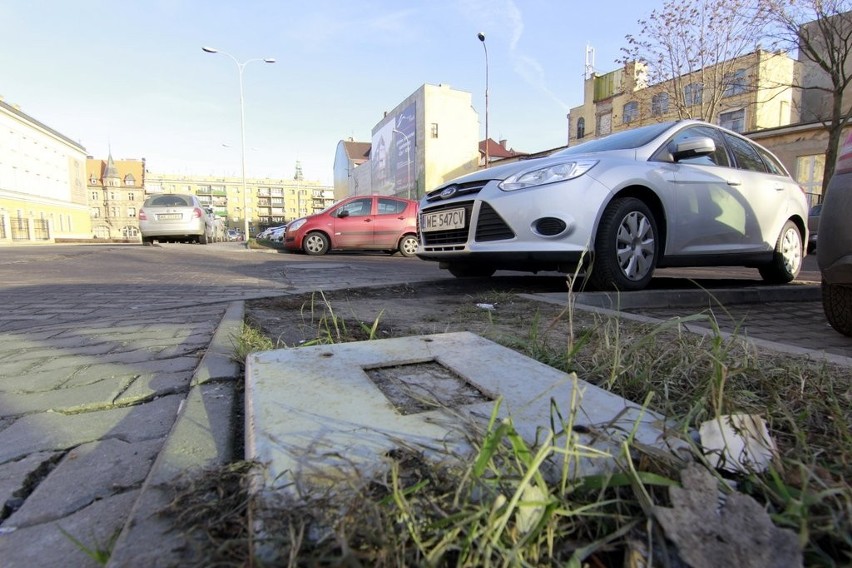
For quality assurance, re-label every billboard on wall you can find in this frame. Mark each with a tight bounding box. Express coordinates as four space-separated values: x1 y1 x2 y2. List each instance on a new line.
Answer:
371 103 416 198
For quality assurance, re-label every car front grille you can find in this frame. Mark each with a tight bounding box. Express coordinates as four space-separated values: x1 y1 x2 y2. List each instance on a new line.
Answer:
475 203 515 242
424 181 488 203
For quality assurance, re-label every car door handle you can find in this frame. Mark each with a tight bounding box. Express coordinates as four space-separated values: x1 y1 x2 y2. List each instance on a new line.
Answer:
727 179 742 186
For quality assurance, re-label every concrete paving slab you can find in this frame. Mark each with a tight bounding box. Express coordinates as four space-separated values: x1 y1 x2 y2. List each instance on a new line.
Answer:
0 451 60 515
6 438 162 528
0 489 140 568
245 332 687 496
0 375 134 416
0 394 181 464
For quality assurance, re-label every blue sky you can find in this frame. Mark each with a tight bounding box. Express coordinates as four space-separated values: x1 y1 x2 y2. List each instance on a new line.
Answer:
2 1 654 184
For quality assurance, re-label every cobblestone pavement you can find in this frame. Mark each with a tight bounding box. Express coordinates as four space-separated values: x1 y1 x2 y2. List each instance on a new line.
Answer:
0 242 446 567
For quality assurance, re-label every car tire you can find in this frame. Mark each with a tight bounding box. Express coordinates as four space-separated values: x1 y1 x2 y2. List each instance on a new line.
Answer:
758 220 802 284
303 232 329 255
447 264 496 278
141 236 154 245
398 235 419 257
822 281 852 337
199 232 209 245
587 197 658 291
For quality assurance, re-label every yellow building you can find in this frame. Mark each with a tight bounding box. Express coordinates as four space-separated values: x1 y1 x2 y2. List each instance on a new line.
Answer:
146 167 334 234
568 50 799 146
86 155 146 240
334 83 480 199
0 99 91 243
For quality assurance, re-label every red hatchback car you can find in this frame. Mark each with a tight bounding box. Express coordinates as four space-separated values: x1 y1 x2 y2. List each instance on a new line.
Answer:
283 195 420 256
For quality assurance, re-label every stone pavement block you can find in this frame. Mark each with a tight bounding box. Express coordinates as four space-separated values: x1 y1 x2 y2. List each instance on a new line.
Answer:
0 489 140 568
6 438 162 528
0 451 60 513
0 375 133 416
0 394 181 464
114 372 193 405
29 353 201 375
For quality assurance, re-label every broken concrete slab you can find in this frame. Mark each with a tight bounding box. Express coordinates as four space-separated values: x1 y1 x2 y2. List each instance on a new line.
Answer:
245 332 688 495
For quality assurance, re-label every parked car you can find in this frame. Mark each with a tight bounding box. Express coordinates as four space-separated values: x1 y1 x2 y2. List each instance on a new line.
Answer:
817 132 852 336
268 225 287 242
807 203 821 253
283 195 419 256
227 229 242 241
258 225 286 241
139 194 211 244
417 120 809 290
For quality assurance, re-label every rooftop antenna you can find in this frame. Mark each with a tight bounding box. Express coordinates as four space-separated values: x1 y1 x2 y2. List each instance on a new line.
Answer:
585 44 596 79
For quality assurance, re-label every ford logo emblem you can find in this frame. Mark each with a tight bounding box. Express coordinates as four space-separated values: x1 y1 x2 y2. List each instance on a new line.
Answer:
440 186 457 199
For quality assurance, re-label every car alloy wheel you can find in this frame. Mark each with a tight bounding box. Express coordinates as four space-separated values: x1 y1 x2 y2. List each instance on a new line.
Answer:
759 220 802 284
303 232 329 255
588 197 658 291
398 235 418 257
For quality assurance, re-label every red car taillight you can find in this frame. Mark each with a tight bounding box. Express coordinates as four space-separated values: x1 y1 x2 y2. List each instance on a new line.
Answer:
192 207 203 219
138 209 148 220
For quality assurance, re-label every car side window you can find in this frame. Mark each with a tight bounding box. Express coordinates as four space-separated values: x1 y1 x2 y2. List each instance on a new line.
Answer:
723 132 767 173
754 145 787 176
337 198 372 217
377 198 407 215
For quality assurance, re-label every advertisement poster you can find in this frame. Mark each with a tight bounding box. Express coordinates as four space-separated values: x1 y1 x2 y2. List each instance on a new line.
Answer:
372 103 416 197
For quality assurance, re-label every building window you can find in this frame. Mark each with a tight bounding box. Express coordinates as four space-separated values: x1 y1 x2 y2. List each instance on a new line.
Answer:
724 69 747 97
651 92 669 116
109 192 116 201
719 109 745 133
430 123 439 138
128 207 137 218
122 226 139 237
796 154 826 206
684 83 703 106
576 117 585 139
91 207 100 218
91 191 99 200
128 192 135 201
622 101 639 124
110 207 120 217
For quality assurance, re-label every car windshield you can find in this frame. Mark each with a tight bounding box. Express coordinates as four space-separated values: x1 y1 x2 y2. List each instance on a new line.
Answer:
552 122 675 156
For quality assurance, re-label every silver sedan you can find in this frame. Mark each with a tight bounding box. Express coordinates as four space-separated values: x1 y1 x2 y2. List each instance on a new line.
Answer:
139 194 211 244
417 120 809 291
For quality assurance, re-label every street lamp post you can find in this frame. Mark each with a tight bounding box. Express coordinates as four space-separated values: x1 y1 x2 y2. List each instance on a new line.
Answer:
392 128 413 199
202 46 275 239
477 32 489 168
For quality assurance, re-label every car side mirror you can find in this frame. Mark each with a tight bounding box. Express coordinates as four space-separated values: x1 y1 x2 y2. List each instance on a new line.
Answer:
337 210 350 218
671 136 716 161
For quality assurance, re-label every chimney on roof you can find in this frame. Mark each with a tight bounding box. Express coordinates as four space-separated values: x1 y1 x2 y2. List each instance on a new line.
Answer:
499 139 507 149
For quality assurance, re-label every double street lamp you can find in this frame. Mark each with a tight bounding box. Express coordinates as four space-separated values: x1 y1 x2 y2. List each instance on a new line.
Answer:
477 32 489 167
202 46 275 238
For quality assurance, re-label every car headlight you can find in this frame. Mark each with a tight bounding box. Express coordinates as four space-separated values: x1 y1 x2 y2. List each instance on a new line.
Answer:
499 160 598 191
288 218 306 231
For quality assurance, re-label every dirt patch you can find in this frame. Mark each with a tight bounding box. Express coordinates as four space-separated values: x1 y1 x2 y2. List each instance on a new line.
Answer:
244 280 578 351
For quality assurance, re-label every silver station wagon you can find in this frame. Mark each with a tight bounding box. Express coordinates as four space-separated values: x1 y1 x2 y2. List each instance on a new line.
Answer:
417 120 809 291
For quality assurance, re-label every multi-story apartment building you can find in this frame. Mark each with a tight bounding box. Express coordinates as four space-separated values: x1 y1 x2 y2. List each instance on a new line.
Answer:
146 164 334 234
0 99 91 243
568 50 799 147
86 155 146 240
333 83 481 200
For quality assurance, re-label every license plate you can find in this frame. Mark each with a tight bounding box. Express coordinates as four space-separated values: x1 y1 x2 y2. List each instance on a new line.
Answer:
421 208 465 232
157 213 181 220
